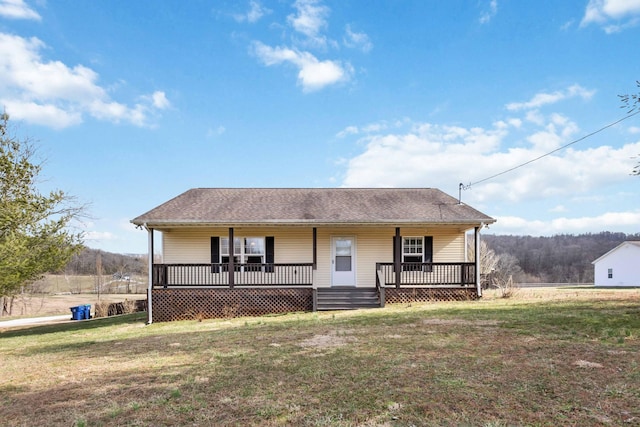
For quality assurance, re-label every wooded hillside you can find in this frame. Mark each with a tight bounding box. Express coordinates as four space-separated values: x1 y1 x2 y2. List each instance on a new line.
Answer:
64 247 147 276
483 232 640 284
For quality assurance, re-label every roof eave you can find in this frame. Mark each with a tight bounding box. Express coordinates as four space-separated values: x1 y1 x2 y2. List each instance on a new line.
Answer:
131 218 496 228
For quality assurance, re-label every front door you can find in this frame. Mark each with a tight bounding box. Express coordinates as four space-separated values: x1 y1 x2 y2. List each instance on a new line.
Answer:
331 236 356 286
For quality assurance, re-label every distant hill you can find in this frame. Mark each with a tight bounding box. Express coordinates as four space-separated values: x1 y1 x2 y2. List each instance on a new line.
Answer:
64 247 147 276
483 232 640 284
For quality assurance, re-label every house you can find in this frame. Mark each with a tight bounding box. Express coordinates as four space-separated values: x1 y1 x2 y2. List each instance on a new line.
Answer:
592 241 640 287
131 188 496 323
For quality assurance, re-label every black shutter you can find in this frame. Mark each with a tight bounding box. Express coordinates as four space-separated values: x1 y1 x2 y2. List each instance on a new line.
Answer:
211 237 220 273
265 236 275 273
424 236 433 272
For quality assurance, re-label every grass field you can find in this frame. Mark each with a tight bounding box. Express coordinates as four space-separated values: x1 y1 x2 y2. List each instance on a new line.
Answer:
1 287 639 426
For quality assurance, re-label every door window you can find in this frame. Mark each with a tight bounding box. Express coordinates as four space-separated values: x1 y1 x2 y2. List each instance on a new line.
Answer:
335 239 352 271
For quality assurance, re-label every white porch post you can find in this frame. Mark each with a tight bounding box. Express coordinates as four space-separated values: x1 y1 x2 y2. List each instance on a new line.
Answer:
146 226 154 324
475 226 482 298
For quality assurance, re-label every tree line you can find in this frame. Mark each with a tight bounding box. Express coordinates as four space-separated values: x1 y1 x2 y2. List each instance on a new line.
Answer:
64 247 147 276
482 231 640 284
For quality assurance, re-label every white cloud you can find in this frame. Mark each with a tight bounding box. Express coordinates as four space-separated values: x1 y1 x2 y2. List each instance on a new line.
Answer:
336 120 407 138
506 84 595 111
234 1 270 23
340 111 640 205
2 99 82 128
84 230 118 242
287 0 329 46
0 33 170 129
207 125 226 138
344 25 372 53
581 0 640 32
549 205 567 213
560 20 575 31
336 125 359 138
495 211 640 236
251 41 351 91
479 0 498 24
0 0 40 20
151 91 171 109
526 113 579 152
245 0 363 92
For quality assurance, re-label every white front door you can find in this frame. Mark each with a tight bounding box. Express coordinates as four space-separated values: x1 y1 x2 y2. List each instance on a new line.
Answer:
331 236 356 286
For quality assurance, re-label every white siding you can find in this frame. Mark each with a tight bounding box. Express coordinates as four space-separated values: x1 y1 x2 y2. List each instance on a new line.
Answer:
162 227 313 264
593 243 640 287
401 227 466 262
163 229 213 263
160 225 469 287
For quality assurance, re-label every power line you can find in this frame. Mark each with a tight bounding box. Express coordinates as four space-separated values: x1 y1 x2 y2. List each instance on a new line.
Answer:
460 110 640 192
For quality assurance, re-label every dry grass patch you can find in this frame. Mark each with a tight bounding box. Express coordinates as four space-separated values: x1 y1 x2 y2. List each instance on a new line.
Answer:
1 288 639 426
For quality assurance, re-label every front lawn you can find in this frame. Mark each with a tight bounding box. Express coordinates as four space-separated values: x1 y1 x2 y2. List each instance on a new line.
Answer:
1 288 639 426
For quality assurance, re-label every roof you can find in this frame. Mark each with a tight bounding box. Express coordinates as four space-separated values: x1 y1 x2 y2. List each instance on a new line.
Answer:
592 241 640 264
131 188 496 227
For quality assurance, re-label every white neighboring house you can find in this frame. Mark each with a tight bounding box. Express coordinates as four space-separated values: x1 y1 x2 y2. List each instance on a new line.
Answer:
592 241 640 287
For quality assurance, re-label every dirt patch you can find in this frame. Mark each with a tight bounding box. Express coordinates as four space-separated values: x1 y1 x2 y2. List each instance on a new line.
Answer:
298 330 358 349
422 318 500 326
573 360 604 369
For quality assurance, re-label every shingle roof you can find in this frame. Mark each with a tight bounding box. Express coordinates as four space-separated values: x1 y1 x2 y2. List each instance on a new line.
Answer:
131 188 495 227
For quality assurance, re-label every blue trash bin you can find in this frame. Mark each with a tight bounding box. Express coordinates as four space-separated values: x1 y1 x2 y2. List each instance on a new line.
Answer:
83 304 91 319
70 306 82 320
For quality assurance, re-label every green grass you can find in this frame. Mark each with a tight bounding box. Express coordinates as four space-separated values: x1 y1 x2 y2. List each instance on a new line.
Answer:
1 291 639 426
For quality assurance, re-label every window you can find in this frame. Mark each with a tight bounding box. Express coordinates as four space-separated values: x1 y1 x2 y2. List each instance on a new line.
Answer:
335 238 352 272
399 236 433 272
403 237 423 264
608 268 613 279
211 236 274 273
221 237 265 270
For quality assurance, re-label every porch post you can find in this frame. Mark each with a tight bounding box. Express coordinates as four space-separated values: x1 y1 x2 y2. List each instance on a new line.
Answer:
395 227 401 288
312 227 317 270
475 226 482 297
146 226 154 325
229 227 235 288
312 227 318 310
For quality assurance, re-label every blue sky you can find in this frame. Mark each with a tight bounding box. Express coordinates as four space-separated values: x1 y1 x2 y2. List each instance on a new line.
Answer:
1 0 639 254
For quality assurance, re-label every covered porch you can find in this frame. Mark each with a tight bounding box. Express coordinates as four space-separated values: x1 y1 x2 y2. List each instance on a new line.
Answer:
132 188 495 322
149 260 479 321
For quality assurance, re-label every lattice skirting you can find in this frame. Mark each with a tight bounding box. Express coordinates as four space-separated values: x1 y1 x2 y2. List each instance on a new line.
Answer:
385 287 478 304
152 288 313 322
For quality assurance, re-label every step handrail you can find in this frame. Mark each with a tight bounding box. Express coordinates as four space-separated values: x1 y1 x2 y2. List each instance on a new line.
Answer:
376 269 386 308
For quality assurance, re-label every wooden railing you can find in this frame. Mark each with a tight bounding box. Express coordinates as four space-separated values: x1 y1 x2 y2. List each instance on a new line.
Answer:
376 262 475 287
152 263 313 288
376 269 386 307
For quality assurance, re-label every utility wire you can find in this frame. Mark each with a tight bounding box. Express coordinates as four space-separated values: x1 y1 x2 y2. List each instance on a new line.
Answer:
460 110 640 191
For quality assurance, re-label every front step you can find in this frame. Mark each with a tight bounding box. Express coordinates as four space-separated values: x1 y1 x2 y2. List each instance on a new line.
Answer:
315 287 381 311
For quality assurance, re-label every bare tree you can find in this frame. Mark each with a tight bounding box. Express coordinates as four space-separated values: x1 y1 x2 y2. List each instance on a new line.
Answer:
96 251 103 298
469 238 523 297
619 81 640 175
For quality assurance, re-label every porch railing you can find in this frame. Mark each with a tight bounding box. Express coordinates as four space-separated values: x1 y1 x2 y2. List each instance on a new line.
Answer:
152 263 313 288
376 262 475 287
